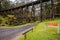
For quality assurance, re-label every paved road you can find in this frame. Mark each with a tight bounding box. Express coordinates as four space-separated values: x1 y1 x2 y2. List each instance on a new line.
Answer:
0 24 34 40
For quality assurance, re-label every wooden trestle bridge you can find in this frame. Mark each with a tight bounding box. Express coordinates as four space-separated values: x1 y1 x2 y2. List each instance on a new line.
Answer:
0 0 54 24
0 0 56 40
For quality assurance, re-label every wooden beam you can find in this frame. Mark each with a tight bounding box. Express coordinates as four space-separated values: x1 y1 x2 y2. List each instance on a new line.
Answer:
23 28 33 40
25 6 29 23
50 0 54 20
20 8 23 23
40 0 43 22
0 0 50 12
32 3 35 22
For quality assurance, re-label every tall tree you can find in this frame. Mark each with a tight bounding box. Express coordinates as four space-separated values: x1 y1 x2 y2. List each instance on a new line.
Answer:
0 0 12 10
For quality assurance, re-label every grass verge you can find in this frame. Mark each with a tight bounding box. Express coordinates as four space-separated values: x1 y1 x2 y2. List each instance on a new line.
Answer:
18 18 60 40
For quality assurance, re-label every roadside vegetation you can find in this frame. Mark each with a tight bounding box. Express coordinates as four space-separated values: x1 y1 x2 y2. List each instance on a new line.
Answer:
18 18 60 40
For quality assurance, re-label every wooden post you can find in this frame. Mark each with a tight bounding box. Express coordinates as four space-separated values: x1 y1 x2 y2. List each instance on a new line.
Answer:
24 33 27 40
25 6 29 23
40 0 43 22
32 28 33 32
18 9 22 24
20 8 23 24
19 9 21 17
10 10 12 15
44 3 48 20
3 11 6 17
23 28 33 40
32 3 35 22
50 0 54 20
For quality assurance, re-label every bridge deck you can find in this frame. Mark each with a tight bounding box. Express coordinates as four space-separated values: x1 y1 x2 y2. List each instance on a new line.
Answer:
0 0 50 12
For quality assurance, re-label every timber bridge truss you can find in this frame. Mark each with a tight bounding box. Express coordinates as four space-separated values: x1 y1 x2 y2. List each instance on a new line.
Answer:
0 0 55 24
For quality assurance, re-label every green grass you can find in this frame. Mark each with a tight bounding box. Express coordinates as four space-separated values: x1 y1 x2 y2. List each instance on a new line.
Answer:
18 18 60 40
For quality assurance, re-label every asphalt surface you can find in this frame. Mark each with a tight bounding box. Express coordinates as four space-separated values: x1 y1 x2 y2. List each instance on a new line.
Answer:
0 24 34 40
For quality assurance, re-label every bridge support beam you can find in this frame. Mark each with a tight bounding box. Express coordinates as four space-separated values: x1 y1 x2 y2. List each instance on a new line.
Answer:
25 6 29 23
50 0 54 20
40 0 43 22
20 8 23 24
3 11 7 17
31 3 35 22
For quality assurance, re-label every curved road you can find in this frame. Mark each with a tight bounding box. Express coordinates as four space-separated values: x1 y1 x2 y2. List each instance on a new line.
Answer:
0 24 34 40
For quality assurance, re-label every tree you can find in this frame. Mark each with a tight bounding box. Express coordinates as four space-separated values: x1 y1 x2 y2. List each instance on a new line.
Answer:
0 0 10 10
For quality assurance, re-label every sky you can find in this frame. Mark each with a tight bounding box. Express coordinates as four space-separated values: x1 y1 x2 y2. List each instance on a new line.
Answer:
9 0 37 4
10 0 15 2
10 0 37 2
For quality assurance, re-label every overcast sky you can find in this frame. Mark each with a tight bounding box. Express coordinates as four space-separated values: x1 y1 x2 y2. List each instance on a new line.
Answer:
10 0 37 2
10 0 15 2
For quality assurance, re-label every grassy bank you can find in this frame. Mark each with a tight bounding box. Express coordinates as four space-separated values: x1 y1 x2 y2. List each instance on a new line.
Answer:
18 18 60 40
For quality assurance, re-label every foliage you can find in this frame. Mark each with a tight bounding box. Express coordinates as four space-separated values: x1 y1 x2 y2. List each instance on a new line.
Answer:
0 0 11 10
0 16 7 26
0 0 60 26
